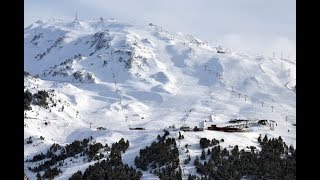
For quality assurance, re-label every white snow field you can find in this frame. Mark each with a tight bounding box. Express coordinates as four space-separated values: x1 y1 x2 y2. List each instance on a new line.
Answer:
24 18 296 179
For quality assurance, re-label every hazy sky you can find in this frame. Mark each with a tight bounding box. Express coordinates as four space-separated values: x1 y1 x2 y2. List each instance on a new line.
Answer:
25 0 296 59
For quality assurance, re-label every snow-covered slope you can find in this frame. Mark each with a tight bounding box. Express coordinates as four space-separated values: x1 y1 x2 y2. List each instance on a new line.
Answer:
24 18 296 179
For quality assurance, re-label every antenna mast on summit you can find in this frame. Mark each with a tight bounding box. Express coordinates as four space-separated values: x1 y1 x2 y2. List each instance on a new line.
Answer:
75 11 78 21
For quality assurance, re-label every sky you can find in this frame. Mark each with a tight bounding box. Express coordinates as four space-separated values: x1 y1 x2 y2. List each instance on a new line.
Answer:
25 0 296 59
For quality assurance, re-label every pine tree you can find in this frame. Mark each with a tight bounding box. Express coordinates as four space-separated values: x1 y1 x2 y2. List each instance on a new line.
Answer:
231 145 239 158
289 145 295 155
36 172 41 179
194 156 200 166
200 149 206 160
24 90 33 110
207 148 211 155
258 134 262 143
263 135 268 143
200 138 211 148
221 148 229 157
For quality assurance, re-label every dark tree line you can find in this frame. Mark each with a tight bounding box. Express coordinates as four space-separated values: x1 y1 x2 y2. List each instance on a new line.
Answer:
111 138 130 153
42 167 62 179
33 90 50 108
69 138 142 180
191 135 296 180
24 89 50 110
108 138 130 165
24 90 33 110
27 137 107 179
26 136 137 180
199 137 220 149
135 131 182 180
69 159 142 180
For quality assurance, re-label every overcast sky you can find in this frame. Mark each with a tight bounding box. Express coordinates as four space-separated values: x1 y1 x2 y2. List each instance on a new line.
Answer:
25 0 296 59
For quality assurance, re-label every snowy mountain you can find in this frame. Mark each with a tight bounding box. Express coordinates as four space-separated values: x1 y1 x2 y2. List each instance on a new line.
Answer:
24 18 296 179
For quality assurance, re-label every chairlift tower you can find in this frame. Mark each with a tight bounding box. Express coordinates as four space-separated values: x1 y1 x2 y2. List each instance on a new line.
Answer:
269 120 276 131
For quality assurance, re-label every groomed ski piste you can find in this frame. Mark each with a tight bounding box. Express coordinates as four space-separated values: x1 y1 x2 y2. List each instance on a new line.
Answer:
24 18 296 179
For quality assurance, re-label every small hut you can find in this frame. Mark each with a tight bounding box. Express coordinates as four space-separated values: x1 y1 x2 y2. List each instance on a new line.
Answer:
129 127 145 130
180 125 191 131
193 126 204 131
